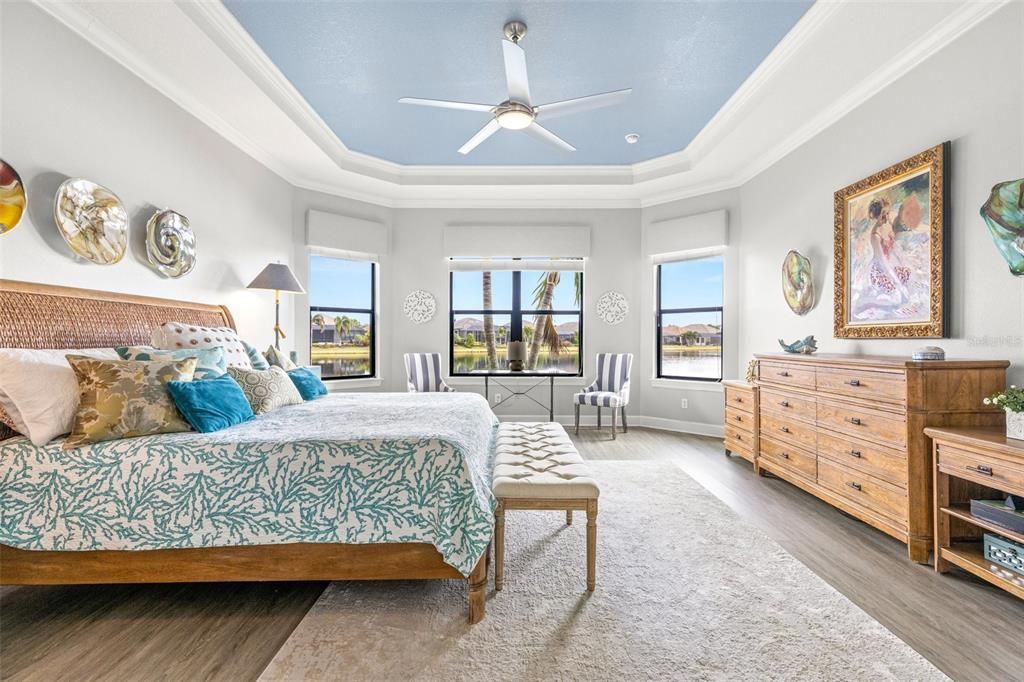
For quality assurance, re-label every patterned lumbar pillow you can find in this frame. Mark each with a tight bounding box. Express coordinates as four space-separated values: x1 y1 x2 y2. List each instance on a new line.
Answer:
241 340 271 370
151 322 252 369
263 345 297 371
227 366 303 415
115 345 227 380
63 356 198 449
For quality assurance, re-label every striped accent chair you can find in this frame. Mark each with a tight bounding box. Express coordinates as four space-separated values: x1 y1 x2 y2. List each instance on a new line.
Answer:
574 353 633 440
404 353 455 393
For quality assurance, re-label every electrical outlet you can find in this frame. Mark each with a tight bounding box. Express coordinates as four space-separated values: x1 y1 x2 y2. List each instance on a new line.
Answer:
680 398 688 409
494 392 502 404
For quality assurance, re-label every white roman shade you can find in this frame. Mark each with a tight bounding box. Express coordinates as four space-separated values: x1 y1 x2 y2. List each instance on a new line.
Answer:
645 209 727 262
307 209 389 261
443 225 590 259
448 258 584 272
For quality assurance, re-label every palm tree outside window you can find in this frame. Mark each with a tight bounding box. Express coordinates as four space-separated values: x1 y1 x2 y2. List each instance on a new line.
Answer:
656 254 724 381
309 255 376 380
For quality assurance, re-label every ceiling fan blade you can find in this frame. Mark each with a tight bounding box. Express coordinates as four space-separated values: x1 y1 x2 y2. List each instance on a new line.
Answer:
535 88 632 120
458 118 502 155
399 97 494 113
523 122 576 152
501 39 532 105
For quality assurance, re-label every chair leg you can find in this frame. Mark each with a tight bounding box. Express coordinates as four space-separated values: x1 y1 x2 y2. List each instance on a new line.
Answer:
610 406 617 440
566 509 573 525
586 499 597 591
574 403 580 435
597 407 602 429
621 406 628 433
495 500 505 592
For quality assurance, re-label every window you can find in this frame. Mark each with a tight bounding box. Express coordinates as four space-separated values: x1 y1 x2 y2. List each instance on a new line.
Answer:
450 262 582 375
657 254 723 381
309 255 375 380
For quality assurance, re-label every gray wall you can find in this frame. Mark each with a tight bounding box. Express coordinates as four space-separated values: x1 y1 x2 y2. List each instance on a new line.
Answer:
0 3 295 350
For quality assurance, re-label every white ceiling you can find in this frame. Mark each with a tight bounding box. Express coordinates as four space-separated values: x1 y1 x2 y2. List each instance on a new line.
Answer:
30 0 1009 208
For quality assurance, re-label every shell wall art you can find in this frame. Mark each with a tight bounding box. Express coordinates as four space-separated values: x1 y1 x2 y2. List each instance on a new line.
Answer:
146 209 196 278
981 178 1024 276
403 290 436 324
0 160 26 235
53 178 128 264
596 291 629 325
782 249 814 315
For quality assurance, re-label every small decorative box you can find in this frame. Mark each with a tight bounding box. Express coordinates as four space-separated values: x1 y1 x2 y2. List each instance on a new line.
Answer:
983 533 1024 577
912 346 946 361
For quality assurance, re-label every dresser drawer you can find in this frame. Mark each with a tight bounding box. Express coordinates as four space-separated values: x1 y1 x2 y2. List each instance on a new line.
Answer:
725 386 755 414
816 367 906 404
759 361 815 391
724 424 756 455
759 436 816 480
936 443 1024 494
761 410 817 452
725 407 756 433
817 430 907 488
759 388 816 423
816 400 906 449
817 457 907 522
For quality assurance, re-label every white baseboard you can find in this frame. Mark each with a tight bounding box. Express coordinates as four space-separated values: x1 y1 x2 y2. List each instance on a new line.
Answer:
494 414 724 439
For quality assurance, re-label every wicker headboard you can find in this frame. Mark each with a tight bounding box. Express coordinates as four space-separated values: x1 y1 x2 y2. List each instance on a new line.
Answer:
0 280 236 349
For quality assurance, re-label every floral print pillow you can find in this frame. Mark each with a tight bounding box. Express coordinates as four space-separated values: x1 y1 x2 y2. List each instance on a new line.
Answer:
63 356 198 449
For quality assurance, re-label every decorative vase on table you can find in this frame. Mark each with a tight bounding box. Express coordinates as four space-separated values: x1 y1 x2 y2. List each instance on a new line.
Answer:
984 386 1024 441
1006 410 1024 441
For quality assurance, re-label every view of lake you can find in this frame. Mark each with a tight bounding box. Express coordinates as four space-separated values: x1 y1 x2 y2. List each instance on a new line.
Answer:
660 349 721 379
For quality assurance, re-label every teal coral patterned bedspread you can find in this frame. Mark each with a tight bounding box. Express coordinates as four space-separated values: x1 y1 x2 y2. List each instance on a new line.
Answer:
0 393 498 576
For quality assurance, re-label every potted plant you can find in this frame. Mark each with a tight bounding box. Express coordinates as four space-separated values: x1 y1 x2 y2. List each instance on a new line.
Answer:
984 385 1024 440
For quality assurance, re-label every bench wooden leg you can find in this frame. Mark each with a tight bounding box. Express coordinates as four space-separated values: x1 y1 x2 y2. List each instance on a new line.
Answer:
468 550 488 624
586 499 597 591
495 500 505 592
566 509 573 525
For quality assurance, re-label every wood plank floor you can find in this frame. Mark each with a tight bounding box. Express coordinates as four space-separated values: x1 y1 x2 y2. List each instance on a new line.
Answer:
2 427 1022 681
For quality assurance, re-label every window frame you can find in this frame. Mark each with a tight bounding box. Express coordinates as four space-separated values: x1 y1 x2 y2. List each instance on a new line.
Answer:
449 269 583 377
655 255 724 382
308 258 376 381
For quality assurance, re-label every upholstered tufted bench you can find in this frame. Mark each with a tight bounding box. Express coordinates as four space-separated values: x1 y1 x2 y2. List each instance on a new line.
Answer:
492 422 600 592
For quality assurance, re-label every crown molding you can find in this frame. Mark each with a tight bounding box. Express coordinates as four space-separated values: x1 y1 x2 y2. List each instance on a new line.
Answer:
29 0 1013 210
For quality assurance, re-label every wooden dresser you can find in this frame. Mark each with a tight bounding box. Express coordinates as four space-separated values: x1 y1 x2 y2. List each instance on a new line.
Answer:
723 380 758 470
754 353 1007 562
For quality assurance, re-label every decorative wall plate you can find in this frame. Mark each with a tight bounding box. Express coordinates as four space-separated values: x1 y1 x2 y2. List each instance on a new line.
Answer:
403 289 436 324
53 178 128 264
596 290 629 325
0 159 26 235
782 249 814 315
146 208 196 278
981 178 1024 276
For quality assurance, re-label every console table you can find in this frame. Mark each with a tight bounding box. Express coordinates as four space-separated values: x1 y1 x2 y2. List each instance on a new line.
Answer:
927 426 1024 600
470 369 579 422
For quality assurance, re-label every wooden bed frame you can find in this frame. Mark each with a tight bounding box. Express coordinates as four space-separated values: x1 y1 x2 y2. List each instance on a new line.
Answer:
0 279 489 623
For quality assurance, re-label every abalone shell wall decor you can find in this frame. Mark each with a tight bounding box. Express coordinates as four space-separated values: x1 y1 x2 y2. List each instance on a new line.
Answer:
403 290 436 324
53 178 128 264
782 249 814 315
146 208 196 278
981 178 1024 276
0 159 26 235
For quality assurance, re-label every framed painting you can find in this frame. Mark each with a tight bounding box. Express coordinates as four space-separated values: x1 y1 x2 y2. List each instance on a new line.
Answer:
834 142 949 338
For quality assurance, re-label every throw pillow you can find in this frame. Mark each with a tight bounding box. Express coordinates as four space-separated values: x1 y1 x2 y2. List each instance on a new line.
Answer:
242 340 270 370
0 347 120 446
287 367 328 401
115 346 227 380
167 374 255 433
64 356 197 449
227 366 303 415
151 322 252 369
264 345 297 371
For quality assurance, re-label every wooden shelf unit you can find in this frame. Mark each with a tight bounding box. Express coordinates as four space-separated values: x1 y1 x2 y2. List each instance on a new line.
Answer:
928 426 1024 600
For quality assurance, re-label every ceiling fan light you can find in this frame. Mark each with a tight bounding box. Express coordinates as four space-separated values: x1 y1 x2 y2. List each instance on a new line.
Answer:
497 109 534 130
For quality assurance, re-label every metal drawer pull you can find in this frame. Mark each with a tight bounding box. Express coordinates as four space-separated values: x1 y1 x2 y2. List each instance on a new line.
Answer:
779 401 790 407
845 379 861 386
778 371 791 377
849 450 862 458
780 452 790 459
847 481 863 491
845 417 862 425
779 426 790 433
966 464 993 476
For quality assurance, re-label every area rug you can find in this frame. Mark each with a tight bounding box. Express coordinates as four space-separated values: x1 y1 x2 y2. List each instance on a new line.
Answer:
259 461 946 681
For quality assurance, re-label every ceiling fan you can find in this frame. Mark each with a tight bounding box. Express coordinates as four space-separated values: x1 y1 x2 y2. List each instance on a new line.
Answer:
399 21 632 155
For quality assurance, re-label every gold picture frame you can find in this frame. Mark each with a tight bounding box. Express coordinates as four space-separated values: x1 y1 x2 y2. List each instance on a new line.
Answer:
834 142 949 338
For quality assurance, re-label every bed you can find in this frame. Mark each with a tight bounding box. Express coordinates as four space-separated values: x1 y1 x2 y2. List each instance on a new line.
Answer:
0 280 495 623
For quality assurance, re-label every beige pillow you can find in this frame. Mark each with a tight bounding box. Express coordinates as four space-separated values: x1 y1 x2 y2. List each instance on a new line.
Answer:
227 366 302 415
64 356 197 449
264 345 297 371
151 322 252 369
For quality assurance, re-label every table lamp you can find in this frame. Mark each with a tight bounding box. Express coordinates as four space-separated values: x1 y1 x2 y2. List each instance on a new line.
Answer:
247 262 304 350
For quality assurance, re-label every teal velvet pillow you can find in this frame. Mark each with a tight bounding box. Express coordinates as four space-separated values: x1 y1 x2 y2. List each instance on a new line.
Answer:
116 345 226 380
166 374 255 433
241 340 270 370
288 368 328 401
